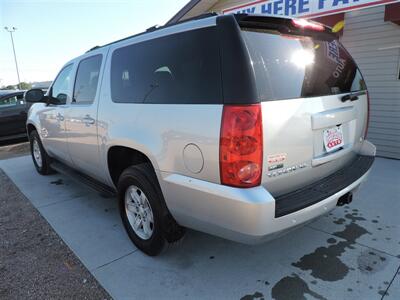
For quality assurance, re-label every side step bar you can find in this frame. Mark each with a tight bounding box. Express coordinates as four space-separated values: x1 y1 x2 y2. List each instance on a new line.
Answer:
50 160 116 197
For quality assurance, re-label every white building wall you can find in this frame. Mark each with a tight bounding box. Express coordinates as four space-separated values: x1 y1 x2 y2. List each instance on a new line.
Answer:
341 6 400 159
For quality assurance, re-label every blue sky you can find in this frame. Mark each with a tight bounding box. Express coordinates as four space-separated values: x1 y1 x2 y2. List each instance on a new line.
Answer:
0 0 189 86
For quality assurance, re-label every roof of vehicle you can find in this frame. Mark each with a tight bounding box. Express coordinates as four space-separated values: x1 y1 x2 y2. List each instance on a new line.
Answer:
85 13 332 53
86 12 218 53
0 90 24 98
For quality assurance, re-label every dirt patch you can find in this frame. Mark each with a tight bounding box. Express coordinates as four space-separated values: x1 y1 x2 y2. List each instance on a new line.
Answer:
0 169 110 299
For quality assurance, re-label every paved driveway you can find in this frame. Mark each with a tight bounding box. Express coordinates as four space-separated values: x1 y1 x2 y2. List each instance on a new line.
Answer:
0 156 399 300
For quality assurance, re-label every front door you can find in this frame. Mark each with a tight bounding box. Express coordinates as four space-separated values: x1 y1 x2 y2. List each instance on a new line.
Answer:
38 64 74 165
0 93 26 139
65 54 103 179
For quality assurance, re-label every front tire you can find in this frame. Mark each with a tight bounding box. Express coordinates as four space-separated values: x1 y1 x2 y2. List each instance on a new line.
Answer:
29 130 52 175
118 163 184 256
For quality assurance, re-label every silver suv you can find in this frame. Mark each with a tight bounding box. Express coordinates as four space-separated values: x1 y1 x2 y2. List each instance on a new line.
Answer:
25 14 376 256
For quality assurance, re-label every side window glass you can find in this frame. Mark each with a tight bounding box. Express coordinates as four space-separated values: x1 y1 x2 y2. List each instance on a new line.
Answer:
0 96 18 108
73 55 102 104
51 64 73 104
110 27 222 104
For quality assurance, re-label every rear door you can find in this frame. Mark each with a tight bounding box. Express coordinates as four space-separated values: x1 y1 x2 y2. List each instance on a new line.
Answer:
241 23 368 195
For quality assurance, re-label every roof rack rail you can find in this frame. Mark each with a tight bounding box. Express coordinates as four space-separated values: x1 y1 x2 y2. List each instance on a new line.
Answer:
175 12 218 25
86 46 100 53
86 12 218 52
146 25 160 32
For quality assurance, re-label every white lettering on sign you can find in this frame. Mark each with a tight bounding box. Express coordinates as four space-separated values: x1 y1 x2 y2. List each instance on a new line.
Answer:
222 0 400 19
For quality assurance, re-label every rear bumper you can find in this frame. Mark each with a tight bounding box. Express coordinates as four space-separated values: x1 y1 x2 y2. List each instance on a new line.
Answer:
275 155 374 217
160 153 375 244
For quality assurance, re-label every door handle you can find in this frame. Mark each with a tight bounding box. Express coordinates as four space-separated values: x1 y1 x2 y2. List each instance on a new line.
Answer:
83 115 95 125
56 113 64 121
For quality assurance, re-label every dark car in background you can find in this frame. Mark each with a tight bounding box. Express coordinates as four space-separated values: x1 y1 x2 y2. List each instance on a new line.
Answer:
0 90 31 141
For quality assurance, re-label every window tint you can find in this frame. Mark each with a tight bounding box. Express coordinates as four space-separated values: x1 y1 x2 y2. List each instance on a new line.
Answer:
73 55 102 104
52 64 73 104
111 27 222 104
0 95 18 108
242 29 366 101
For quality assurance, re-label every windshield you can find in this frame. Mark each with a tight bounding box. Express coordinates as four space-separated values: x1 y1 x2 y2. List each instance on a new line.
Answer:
242 28 366 101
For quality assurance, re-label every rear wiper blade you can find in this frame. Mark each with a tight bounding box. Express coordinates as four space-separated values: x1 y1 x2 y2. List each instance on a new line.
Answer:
341 91 365 102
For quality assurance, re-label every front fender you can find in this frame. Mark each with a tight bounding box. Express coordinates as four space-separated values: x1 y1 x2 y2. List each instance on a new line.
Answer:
26 103 45 136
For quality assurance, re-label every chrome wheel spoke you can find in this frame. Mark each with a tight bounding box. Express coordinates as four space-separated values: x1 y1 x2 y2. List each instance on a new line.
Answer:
126 202 137 213
144 207 153 223
133 217 142 230
130 190 141 205
139 193 147 205
142 219 151 236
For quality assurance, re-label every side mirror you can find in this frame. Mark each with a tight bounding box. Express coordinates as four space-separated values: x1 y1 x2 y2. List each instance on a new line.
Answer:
25 89 46 103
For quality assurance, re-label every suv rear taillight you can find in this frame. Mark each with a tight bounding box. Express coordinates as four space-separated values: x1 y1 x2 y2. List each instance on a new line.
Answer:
220 104 263 188
365 91 370 138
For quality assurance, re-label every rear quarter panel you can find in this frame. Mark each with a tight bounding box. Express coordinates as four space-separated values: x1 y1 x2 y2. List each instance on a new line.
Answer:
96 47 223 186
97 102 223 187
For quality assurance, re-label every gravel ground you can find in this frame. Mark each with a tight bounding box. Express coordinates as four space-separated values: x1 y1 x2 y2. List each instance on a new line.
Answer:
0 143 111 299
0 139 30 160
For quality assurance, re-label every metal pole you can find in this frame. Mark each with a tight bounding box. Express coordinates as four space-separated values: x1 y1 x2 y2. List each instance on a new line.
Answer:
4 27 21 90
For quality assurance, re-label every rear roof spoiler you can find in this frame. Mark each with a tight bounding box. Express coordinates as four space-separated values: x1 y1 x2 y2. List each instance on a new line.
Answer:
233 14 338 41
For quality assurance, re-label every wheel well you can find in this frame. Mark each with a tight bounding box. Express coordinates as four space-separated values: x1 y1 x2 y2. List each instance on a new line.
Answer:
107 146 153 186
27 124 36 136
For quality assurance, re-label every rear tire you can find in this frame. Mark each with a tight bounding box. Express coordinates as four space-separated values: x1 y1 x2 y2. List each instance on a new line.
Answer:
29 130 53 175
118 163 185 256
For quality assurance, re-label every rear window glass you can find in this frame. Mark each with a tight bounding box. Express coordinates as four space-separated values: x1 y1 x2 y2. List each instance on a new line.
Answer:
111 27 222 104
242 28 366 101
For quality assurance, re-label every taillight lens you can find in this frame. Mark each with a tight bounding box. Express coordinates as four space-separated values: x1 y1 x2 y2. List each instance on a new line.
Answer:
364 91 370 138
220 104 263 188
292 19 325 32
